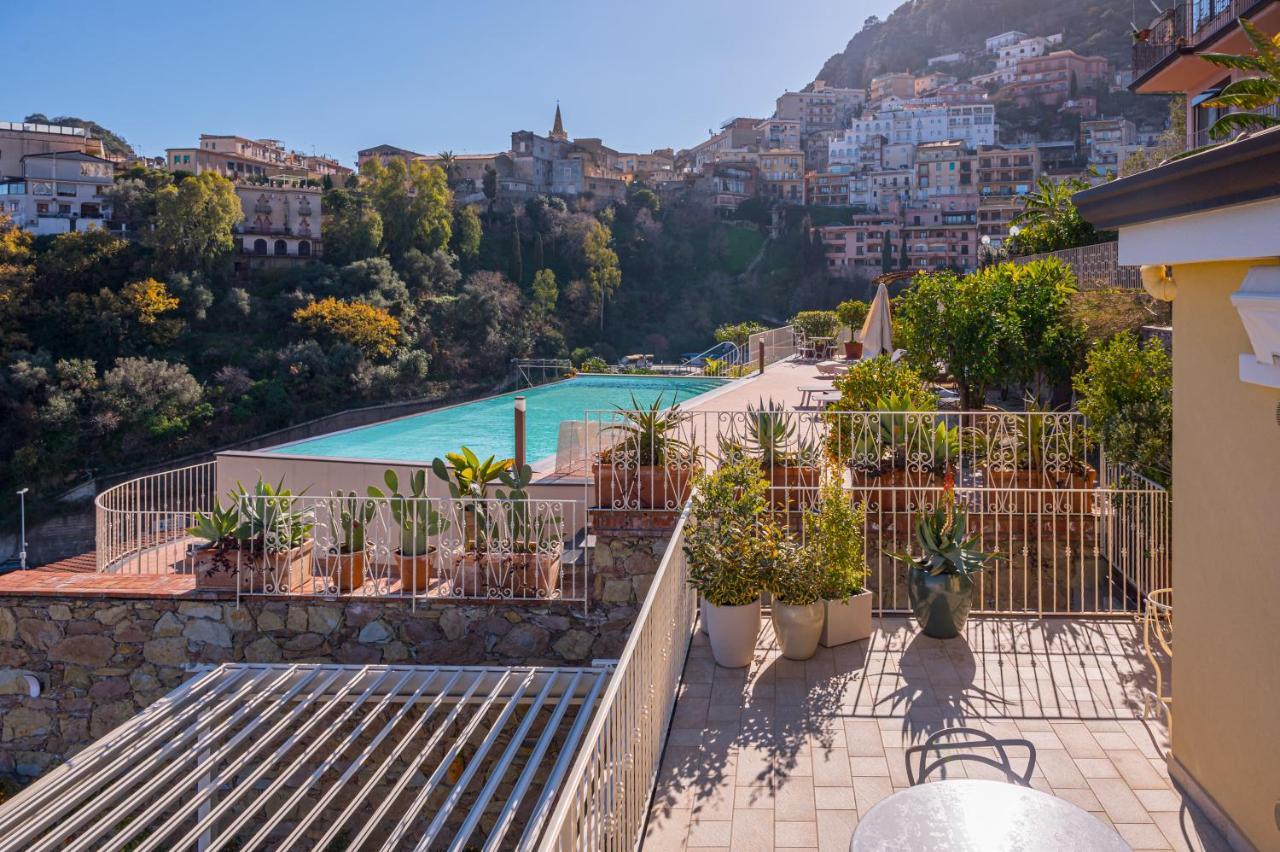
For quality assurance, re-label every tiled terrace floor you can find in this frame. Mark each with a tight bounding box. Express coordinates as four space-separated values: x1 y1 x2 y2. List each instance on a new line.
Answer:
645 616 1226 852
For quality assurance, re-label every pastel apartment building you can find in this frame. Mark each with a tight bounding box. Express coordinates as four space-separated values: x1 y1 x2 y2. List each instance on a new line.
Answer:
1007 50 1111 107
867 72 917 104
773 81 866 135
829 99 996 163
166 134 351 184
976 144 1041 246
1081 117 1139 178
231 181 322 275
756 149 805 204
0 120 109 181
0 150 114 236
984 30 1029 52
914 139 976 199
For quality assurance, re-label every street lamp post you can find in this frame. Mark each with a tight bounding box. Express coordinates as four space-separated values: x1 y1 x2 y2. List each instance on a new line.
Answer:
16 488 28 570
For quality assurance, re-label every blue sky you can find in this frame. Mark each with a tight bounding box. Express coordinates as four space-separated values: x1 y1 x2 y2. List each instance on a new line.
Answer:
5 0 897 165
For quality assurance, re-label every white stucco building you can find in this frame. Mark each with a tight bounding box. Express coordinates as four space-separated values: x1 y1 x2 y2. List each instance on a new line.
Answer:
0 151 113 235
828 99 995 166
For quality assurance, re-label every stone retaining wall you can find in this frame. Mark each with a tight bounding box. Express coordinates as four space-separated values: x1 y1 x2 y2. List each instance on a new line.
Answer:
0 530 668 782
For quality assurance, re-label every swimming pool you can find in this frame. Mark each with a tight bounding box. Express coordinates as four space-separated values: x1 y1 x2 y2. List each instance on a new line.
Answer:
263 375 728 464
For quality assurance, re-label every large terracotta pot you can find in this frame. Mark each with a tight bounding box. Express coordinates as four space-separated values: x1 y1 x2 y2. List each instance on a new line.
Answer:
907 567 975 639
394 548 436 594
317 550 365 593
593 462 693 510
821 589 874 647
202 544 311 593
844 340 863 360
981 466 1098 513
848 468 945 513
452 544 564 598
703 600 761 668
767 464 820 510
190 545 243 590
771 601 825 660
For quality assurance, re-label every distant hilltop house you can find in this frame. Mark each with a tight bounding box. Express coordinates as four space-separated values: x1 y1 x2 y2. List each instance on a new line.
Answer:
357 106 675 212
0 120 117 235
165 134 351 186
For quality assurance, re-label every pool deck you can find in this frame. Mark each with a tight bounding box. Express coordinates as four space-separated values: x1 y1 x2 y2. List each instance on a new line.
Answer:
686 360 833 413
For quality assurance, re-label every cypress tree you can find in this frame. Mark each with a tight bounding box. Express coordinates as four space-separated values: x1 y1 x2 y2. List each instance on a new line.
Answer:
532 232 545 273
899 234 910 271
509 221 524 285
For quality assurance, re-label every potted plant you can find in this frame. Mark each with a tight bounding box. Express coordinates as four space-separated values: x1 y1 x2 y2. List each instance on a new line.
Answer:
744 398 821 510
837 299 870 359
233 478 314 592
891 473 1000 639
806 476 872 647
684 459 770 668
594 394 694 511
431 447 514 596
187 498 245 589
765 526 825 661
316 491 378 592
369 469 448 594
981 397 1095 510
490 462 564 598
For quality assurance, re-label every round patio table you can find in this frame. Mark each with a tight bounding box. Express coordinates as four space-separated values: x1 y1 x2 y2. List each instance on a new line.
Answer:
849 779 1130 852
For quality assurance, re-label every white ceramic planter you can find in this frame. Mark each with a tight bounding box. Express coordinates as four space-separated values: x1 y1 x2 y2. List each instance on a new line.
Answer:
771 601 824 661
703 599 761 668
820 590 874 647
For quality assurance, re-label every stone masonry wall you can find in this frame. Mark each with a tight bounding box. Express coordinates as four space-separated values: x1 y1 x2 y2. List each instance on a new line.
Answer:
0 530 666 782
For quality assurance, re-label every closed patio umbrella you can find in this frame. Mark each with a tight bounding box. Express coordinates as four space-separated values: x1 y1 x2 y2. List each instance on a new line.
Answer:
859 282 893 360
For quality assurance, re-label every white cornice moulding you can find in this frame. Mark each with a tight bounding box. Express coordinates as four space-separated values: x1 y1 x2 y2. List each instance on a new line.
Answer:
1230 265 1280 389
1118 196 1280 266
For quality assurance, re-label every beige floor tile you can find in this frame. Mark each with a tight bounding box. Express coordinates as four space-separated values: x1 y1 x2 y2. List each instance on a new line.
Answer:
1115 821 1174 850
1036 750 1089 788
848 755 890 777
734 783 776 810
731 809 776 852
1052 722 1106 758
644 807 691 852
812 746 852 787
1135 788 1183 812
776 820 820 848
852 775 893 813
815 809 859 852
1075 757 1120 779
775 776 816 822
1111 750 1169 789
1054 786 1104 813
688 819 734 847
1087 777 1153 824
813 786 857 810
843 720 885 757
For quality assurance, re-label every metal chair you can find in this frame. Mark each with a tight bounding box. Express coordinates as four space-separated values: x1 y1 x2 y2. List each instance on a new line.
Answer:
1142 588 1174 740
905 727 1037 786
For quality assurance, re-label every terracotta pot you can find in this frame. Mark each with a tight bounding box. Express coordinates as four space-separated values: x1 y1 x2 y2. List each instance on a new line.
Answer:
767 464 820 510
593 462 693 510
393 548 436 594
703 600 761 668
844 340 863 360
981 466 1098 512
252 545 313 593
908 567 974 639
190 545 243 590
451 544 564 598
317 549 365 593
771 601 825 660
848 468 945 513
820 589 874 647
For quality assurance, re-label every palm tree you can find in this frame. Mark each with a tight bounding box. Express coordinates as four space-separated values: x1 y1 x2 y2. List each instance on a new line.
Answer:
1010 176 1086 230
437 150 458 186
1196 18 1280 142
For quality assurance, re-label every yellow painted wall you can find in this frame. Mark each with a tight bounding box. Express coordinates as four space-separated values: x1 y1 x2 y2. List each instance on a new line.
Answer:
1171 260 1280 850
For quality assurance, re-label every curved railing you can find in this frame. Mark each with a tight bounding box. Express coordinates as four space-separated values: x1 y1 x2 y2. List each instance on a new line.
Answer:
94 461 218 573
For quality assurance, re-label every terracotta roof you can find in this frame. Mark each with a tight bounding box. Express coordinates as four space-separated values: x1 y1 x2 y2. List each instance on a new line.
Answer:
31 551 98 573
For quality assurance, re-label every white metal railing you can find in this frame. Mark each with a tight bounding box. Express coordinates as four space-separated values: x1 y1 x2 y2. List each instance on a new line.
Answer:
579 407 1170 615
747 324 797 367
97 478 587 606
539 506 694 850
95 461 218 573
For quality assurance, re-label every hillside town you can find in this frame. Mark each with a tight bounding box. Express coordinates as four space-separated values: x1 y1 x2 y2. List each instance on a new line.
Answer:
2 26 1155 283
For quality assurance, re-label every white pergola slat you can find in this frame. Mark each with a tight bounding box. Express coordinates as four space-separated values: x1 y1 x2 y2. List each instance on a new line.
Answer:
0 663 610 852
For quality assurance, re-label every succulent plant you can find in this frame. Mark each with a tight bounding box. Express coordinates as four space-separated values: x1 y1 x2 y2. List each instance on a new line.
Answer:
368 469 447 557
892 475 999 577
324 491 378 554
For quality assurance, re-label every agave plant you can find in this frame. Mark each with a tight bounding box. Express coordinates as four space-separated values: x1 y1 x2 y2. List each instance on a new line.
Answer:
368 469 448 557
187 500 242 549
744 398 819 467
892 477 999 577
603 393 691 467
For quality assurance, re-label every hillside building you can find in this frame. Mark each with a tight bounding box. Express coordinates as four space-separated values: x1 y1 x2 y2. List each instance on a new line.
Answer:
773 81 866 135
868 73 917 104
0 150 113 235
1007 50 1110 107
166 134 351 184
232 181 322 275
0 120 109 180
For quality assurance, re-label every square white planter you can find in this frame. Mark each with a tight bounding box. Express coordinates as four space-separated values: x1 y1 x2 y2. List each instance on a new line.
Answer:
820 590 873 647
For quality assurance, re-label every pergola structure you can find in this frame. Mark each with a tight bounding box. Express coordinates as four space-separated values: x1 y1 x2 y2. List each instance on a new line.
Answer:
0 663 610 851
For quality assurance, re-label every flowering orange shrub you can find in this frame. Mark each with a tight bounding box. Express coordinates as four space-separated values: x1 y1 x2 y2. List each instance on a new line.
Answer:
293 297 400 358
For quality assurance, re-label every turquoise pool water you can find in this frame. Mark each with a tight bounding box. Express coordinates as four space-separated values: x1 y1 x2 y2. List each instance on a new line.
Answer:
264 375 727 463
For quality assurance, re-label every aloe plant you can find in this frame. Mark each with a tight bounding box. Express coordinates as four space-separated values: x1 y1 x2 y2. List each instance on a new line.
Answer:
187 500 242 549
603 393 691 466
891 478 999 577
368 469 447 557
234 478 313 553
744 398 818 467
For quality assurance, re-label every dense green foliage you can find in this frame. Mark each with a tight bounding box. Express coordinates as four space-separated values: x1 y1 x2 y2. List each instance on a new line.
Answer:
830 356 936 411
808 476 867 598
24 113 135 158
684 458 770 607
1072 332 1172 485
1009 177 1103 255
895 260 1083 407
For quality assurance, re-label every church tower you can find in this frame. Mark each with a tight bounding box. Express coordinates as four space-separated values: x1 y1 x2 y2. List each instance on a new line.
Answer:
549 103 568 142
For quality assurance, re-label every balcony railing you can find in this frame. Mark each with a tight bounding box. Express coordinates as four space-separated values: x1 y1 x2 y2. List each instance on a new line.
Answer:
1132 0 1266 80
1011 241 1142 290
95 464 586 606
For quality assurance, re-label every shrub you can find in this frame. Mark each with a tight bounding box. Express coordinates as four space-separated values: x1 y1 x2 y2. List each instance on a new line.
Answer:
714 320 766 348
293 297 400 358
684 458 771 607
836 299 869 336
807 476 867 599
789 310 840 339
581 356 609 373
1073 332 1171 485
831 356 936 410
765 527 823 605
